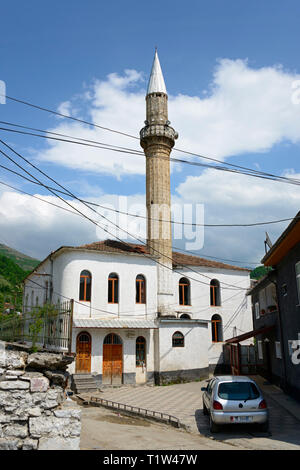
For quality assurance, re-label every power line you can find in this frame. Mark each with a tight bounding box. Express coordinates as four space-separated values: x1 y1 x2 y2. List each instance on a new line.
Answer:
2 101 300 186
0 139 248 290
0 180 261 267
0 158 296 230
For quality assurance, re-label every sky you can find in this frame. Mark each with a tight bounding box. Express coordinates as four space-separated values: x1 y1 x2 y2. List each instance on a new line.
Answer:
0 0 300 267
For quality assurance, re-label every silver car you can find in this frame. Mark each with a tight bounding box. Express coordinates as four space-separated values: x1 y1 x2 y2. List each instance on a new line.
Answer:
201 376 269 433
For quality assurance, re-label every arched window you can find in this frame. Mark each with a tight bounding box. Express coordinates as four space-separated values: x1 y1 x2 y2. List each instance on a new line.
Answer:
180 314 191 319
108 273 119 304
103 333 122 345
211 314 223 342
210 279 221 306
79 270 92 302
179 278 191 306
136 336 146 366
136 275 146 304
172 331 184 348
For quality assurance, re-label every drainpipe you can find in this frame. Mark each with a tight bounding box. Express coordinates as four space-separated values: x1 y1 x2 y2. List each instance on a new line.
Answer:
49 254 54 304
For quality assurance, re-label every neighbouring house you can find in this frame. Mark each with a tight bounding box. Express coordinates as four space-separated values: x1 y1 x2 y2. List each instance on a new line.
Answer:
22 51 253 386
260 211 300 400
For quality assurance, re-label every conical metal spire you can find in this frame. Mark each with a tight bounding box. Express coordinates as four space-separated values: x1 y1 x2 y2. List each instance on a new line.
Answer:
147 49 167 95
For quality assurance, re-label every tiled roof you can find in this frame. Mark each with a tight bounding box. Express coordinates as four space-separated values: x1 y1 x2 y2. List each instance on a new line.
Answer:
78 239 249 272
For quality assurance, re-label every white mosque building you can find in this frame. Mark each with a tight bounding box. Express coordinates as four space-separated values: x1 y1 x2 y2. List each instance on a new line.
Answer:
23 51 253 386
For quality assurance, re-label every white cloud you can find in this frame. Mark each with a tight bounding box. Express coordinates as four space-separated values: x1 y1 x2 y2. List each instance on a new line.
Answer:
37 59 300 177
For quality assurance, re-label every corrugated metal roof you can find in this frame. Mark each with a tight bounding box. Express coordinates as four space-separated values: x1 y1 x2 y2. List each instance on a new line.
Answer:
73 318 158 329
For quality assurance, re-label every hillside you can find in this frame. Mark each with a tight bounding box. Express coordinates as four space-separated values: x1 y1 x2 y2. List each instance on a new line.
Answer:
0 244 40 272
0 254 29 311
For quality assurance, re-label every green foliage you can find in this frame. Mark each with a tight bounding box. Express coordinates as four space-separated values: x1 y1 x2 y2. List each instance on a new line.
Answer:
250 265 272 280
0 244 39 272
0 254 27 312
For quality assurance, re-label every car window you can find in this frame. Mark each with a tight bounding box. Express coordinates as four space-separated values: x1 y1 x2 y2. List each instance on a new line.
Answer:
207 379 215 395
218 382 260 400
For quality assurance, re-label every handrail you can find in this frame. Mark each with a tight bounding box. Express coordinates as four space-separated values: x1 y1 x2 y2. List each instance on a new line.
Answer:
88 396 181 427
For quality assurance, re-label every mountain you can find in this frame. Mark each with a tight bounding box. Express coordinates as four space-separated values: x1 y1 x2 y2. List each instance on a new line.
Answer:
0 244 40 272
0 254 29 311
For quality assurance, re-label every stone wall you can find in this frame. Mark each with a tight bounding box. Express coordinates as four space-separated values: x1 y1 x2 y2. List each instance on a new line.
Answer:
0 341 81 450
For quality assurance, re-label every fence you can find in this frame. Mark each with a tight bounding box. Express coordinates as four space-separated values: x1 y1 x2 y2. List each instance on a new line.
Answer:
0 300 74 353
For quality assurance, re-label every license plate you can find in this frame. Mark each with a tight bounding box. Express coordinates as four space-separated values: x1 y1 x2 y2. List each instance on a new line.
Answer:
231 416 252 423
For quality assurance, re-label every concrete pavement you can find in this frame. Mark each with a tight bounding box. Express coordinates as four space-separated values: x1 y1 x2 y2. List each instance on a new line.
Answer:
79 376 300 450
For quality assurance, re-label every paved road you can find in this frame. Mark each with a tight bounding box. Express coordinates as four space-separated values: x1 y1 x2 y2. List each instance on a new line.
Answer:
80 378 300 450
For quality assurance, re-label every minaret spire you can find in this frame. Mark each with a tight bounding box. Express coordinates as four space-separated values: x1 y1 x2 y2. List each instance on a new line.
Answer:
140 50 178 317
147 49 167 95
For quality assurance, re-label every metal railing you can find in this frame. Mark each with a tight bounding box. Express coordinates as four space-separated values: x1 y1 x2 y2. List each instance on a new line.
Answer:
88 396 181 428
0 300 74 352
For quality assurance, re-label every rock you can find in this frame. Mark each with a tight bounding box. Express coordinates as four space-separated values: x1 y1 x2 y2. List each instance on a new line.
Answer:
27 353 74 371
22 438 38 450
0 413 10 424
38 436 80 451
6 370 25 376
30 377 50 393
4 423 28 438
0 349 27 369
44 370 69 387
54 409 81 420
28 407 42 417
0 380 30 390
0 438 23 450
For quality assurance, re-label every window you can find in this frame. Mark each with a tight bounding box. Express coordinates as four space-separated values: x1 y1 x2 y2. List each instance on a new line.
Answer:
103 333 122 345
180 314 191 319
275 342 282 359
179 278 190 305
296 262 300 304
255 302 260 319
108 273 119 303
218 382 259 401
211 314 223 342
136 275 146 304
79 270 92 301
210 279 221 306
136 336 146 366
172 331 184 347
257 340 263 360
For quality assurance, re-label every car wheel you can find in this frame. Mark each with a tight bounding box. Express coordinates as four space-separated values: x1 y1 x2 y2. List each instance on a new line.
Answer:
209 416 219 433
202 401 208 415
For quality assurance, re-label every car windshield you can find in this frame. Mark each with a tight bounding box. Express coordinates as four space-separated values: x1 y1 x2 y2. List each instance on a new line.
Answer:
218 382 260 400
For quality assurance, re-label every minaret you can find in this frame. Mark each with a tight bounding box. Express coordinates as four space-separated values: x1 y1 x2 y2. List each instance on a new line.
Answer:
140 50 178 317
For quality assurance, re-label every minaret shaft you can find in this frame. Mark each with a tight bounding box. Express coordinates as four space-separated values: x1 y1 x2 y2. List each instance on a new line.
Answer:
140 51 178 317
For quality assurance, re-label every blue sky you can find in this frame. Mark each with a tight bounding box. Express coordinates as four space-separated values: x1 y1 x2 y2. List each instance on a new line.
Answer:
0 0 300 264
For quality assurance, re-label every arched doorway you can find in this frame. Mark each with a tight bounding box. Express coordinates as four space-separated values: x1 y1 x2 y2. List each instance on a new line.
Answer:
76 332 91 373
103 333 123 385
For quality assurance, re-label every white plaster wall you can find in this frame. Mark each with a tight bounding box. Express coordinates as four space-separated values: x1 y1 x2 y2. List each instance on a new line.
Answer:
68 327 155 377
172 267 253 364
158 323 209 373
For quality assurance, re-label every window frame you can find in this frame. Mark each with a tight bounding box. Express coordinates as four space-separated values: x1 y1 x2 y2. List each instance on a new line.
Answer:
108 273 119 304
79 270 92 302
172 331 185 348
136 275 146 304
179 277 191 306
210 279 221 307
211 314 223 343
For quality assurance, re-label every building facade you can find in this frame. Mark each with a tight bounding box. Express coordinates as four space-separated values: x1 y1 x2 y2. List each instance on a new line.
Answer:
23 51 253 385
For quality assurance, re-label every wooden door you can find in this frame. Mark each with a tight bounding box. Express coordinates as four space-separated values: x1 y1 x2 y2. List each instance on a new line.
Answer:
76 332 91 373
103 334 123 385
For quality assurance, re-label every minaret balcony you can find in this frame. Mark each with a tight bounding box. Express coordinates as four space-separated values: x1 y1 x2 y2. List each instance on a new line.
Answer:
140 124 178 144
